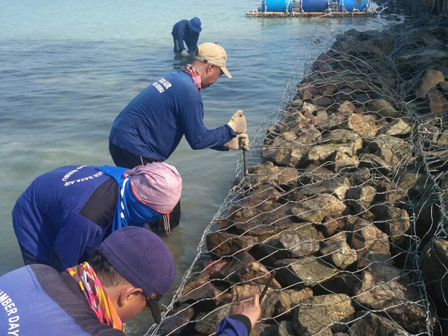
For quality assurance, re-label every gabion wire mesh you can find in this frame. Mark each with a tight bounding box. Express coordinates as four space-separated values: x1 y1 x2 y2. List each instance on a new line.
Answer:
148 15 448 336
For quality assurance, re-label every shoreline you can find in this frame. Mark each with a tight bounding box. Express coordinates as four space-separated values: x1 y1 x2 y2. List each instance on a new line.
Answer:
155 5 448 336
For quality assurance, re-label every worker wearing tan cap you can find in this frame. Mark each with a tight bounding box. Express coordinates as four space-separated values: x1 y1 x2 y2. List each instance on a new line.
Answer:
109 42 249 234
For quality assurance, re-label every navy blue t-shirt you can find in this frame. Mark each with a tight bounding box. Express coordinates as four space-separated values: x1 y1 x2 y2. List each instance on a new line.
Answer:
12 165 117 271
109 71 236 161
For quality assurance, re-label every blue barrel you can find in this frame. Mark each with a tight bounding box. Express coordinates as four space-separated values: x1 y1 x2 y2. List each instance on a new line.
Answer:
339 0 370 11
301 0 329 12
261 0 293 12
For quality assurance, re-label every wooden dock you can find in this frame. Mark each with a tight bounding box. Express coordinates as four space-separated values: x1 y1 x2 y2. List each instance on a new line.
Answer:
245 11 377 18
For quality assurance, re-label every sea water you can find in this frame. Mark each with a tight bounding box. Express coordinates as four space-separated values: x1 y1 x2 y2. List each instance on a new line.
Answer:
0 0 384 333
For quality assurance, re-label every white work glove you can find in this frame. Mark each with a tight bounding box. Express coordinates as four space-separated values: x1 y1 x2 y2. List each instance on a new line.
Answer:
224 134 250 151
181 50 190 57
227 110 247 134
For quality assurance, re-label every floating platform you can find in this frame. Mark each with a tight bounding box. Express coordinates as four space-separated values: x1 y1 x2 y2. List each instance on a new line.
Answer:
246 10 378 17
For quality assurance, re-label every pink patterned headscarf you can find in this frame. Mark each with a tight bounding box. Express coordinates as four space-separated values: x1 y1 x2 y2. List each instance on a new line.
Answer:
124 162 182 214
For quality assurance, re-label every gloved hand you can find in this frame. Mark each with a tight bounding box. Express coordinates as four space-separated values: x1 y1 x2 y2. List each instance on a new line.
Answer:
224 134 249 151
181 50 190 58
227 110 247 134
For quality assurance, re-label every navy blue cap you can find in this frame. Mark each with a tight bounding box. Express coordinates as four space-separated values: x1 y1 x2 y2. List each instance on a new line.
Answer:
99 227 176 323
188 17 202 33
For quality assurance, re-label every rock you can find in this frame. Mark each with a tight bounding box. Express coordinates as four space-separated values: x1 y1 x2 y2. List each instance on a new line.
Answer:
321 83 338 96
294 294 355 336
337 101 356 115
427 87 448 114
365 99 400 118
251 323 278 336
314 95 335 107
158 304 195 336
322 129 363 151
248 162 299 188
313 113 342 131
320 232 358 269
354 264 426 334
233 206 296 241
180 275 226 311
278 110 311 134
350 218 391 268
318 272 361 297
299 165 336 184
375 206 411 247
302 101 318 114
378 118 412 136
335 87 356 103
291 194 347 223
206 232 258 257
293 176 350 201
296 124 322 144
211 252 281 289
275 257 338 288
267 223 321 258
231 285 261 302
347 113 378 137
417 69 445 98
348 311 408 336
363 135 411 167
270 139 310 168
359 153 392 175
334 151 360 173
195 304 231 334
422 239 448 329
202 258 228 276
260 291 292 319
437 81 448 99
345 185 376 216
285 287 314 306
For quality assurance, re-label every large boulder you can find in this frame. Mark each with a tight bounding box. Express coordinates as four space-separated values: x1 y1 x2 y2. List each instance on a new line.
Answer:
416 69 445 98
363 135 411 168
354 264 426 334
365 99 401 118
320 232 358 269
350 218 391 268
293 176 350 201
348 311 408 336
347 113 378 137
210 252 281 289
291 194 347 224
294 294 355 336
275 257 338 289
378 118 412 136
248 162 299 188
206 232 258 257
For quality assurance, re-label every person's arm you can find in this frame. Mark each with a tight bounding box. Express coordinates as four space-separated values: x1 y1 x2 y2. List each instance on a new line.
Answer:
181 100 236 150
216 315 252 336
216 295 261 336
186 32 200 54
53 214 102 270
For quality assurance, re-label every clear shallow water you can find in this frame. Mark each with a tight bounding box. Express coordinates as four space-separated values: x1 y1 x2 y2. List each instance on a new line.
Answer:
0 0 385 332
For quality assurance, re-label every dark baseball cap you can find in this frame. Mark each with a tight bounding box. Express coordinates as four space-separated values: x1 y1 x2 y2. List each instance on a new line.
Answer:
99 226 176 324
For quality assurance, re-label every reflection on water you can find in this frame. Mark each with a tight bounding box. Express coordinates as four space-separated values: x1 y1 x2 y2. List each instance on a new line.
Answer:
0 0 387 333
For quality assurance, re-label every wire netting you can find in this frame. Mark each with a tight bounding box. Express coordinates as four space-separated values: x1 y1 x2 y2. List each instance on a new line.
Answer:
148 14 448 336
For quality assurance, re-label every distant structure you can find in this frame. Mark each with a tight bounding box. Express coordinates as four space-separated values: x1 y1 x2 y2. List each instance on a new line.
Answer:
247 0 376 17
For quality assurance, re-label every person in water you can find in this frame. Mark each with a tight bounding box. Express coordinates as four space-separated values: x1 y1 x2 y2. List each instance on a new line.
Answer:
12 162 182 271
0 226 261 336
109 42 249 233
172 17 202 57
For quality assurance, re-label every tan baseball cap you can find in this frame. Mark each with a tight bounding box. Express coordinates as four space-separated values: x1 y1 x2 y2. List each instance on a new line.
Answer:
195 42 232 79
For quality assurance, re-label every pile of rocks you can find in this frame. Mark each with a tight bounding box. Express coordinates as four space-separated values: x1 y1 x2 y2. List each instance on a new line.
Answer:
157 15 448 336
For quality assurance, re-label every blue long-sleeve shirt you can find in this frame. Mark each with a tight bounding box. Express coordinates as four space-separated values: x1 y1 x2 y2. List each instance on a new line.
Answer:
12 165 122 271
109 70 236 161
171 19 200 53
0 265 251 336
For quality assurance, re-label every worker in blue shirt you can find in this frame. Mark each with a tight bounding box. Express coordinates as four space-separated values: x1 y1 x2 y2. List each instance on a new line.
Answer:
109 42 249 234
172 17 202 57
11 163 182 272
0 226 261 336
